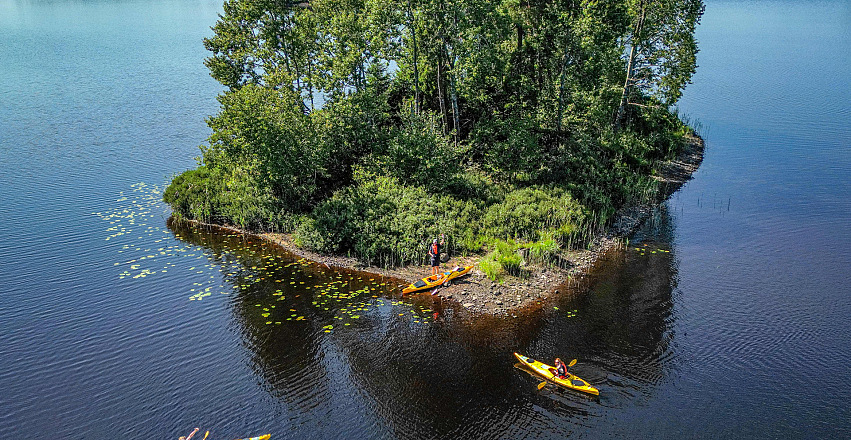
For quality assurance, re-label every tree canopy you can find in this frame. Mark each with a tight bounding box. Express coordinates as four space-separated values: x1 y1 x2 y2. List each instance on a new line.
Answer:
165 0 704 269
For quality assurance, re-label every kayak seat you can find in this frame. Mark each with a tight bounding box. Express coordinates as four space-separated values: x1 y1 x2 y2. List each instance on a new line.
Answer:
413 280 427 288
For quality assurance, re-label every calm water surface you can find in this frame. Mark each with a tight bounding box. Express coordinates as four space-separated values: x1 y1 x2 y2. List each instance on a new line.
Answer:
1 0 849 438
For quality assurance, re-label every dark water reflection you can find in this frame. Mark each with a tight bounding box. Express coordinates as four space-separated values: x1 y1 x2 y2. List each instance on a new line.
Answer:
164 214 680 438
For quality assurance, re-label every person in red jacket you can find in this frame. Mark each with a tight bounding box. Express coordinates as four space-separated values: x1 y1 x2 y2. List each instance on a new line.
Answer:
429 235 445 276
554 358 569 379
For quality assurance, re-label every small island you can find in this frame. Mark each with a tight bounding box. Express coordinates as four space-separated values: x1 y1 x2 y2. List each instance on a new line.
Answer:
164 0 705 315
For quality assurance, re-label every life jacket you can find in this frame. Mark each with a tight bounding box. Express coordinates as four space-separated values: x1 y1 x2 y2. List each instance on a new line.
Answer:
431 243 439 256
556 362 568 378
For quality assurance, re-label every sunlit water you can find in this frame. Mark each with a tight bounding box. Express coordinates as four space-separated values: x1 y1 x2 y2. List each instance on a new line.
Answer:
1 0 849 438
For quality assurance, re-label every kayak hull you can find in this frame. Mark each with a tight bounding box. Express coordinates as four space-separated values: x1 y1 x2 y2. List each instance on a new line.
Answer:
514 353 599 396
402 265 473 294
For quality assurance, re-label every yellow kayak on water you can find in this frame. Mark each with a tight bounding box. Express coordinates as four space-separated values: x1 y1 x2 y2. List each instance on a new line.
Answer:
514 353 599 396
402 265 473 294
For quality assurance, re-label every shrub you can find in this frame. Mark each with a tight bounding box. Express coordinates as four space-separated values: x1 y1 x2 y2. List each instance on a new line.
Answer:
163 166 221 222
362 110 460 193
481 186 586 243
294 172 482 267
478 255 503 282
164 164 292 231
469 114 542 184
204 83 321 213
529 233 560 264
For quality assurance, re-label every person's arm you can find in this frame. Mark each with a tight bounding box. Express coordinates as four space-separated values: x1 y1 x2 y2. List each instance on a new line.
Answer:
180 428 200 440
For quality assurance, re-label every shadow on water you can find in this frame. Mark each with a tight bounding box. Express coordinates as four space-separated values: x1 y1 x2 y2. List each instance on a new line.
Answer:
166 209 681 438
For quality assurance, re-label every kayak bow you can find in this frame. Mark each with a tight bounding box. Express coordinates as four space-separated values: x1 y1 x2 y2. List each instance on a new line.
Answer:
514 352 599 396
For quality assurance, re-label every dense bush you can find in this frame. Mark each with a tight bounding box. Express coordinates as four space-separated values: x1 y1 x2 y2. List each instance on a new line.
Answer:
294 172 482 267
361 110 461 193
204 84 322 213
163 166 222 223
481 186 586 243
163 165 292 230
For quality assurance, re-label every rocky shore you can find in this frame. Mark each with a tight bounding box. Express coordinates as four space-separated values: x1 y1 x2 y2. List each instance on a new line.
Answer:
187 134 704 316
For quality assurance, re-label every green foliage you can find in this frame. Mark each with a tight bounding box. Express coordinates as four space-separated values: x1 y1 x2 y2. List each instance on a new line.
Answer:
311 88 391 193
529 233 560 264
477 239 524 281
163 165 292 230
496 251 522 277
478 255 503 282
163 166 221 223
294 172 481 267
204 83 321 213
362 110 459 192
165 0 705 267
481 186 585 243
469 114 542 184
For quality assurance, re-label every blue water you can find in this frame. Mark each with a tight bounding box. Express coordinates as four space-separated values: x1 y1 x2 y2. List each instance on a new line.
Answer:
1 0 849 438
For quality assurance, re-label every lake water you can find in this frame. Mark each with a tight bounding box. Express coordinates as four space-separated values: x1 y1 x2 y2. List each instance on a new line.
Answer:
1 0 849 438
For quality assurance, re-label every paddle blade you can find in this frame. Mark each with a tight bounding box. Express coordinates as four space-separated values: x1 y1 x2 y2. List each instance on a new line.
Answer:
568 359 577 367
538 381 548 390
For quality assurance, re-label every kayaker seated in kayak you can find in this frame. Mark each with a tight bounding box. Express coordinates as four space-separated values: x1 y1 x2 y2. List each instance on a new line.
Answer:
554 358 569 379
428 235 445 276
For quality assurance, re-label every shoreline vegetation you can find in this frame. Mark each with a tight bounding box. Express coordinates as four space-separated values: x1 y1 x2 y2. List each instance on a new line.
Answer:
176 133 702 315
163 0 706 314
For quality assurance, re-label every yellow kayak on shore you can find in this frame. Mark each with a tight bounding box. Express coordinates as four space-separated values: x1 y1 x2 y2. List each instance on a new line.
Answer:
514 353 599 396
402 265 473 294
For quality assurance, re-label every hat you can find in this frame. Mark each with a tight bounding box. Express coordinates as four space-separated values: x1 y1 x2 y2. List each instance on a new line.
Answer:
433 238 439 243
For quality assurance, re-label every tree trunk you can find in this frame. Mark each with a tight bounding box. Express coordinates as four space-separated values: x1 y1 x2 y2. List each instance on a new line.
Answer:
615 43 637 127
615 0 646 128
448 12 460 144
436 51 448 133
449 56 460 144
557 49 571 135
308 53 314 111
409 3 420 114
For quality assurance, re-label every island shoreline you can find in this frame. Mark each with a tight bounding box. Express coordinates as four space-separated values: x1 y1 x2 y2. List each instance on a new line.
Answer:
177 134 704 316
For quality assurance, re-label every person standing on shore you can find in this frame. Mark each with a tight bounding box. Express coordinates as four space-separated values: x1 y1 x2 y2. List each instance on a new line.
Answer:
429 234 445 276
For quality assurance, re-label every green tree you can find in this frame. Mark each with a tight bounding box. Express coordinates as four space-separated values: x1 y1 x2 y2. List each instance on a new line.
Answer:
204 83 321 212
615 0 705 127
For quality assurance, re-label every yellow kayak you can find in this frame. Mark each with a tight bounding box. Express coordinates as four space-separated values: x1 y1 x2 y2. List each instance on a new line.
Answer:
402 265 473 294
234 435 270 440
514 353 599 396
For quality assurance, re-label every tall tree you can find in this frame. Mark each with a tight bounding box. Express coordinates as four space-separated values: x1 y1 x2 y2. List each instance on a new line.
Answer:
615 0 704 127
